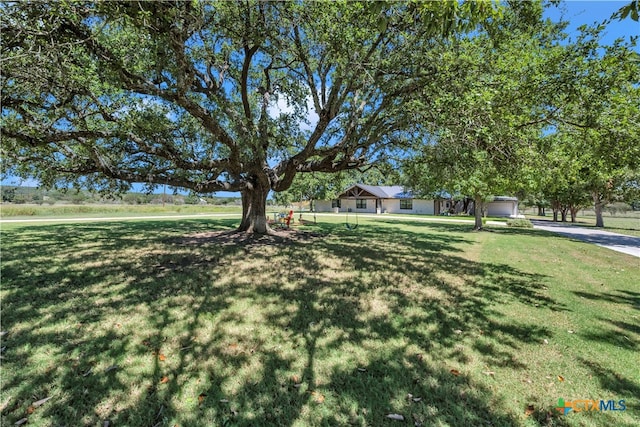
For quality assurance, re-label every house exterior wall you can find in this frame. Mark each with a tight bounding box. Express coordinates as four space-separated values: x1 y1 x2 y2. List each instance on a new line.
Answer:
381 199 434 215
486 201 517 217
314 198 436 214
315 196 516 216
344 198 377 213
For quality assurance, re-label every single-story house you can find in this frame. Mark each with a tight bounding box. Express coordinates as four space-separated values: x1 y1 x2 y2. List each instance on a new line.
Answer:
314 184 520 217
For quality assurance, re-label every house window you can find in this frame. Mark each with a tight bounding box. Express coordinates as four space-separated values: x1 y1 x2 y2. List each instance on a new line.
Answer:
356 199 367 209
332 199 341 208
400 199 413 210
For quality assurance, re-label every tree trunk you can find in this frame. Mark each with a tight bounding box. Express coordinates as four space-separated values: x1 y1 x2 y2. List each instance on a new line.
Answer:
551 200 560 222
560 206 568 222
473 194 483 230
569 206 579 223
463 198 471 214
238 183 271 234
593 192 605 228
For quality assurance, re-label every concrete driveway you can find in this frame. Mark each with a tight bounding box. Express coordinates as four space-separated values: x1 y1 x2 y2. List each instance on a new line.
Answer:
531 220 640 258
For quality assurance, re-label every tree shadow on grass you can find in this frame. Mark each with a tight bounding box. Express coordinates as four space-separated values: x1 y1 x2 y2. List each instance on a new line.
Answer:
1 219 569 426
571 289 640 355
573 290 640 311
577 357 640 397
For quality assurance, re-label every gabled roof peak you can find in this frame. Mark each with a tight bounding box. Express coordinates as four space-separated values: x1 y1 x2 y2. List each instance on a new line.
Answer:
340 184 412 199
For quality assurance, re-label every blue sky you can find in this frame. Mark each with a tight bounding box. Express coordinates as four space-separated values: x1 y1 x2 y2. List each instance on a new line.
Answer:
3 1 638 197
545 1 639 46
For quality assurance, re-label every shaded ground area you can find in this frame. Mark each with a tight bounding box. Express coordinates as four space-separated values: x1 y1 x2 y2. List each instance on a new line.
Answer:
531 220 640 258
1 219 637 426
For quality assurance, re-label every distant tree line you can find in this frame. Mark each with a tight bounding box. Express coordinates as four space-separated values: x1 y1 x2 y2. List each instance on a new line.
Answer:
0 186 240 206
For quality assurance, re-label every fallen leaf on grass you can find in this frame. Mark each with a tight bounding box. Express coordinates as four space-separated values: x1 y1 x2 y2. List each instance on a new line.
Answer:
310 391 325 403
386 413 404 421
82 368 93 377
357 368 367 372
291 375 301 383
158 354 166 361
27 406 35 414
160 376 169 384
543 339 549 345
198 394 206 405
557 375 565 382
14 418 28 426
483 371 495 376
105 365 118 373
450 369 460 376
525 404 535 416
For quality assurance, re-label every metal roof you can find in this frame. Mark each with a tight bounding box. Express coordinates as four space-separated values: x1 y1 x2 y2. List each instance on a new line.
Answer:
339 184 517 202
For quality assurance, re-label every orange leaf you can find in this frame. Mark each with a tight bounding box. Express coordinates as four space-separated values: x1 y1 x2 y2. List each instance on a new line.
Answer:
160 376 169 384
198 394 206 405
310 391 325 403
450 369 460 376
27 405 35 414
557 375 564 382
158 354 166 361
525 404 535 416
291 375 300 383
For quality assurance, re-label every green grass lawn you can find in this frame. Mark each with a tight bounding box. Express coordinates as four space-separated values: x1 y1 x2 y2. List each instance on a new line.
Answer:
0 203 243 218
1 216 638 426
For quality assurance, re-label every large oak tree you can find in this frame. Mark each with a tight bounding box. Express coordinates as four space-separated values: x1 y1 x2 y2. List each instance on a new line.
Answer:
1 0 496 233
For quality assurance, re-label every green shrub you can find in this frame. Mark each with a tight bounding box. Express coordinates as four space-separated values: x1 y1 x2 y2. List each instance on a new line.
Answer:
507 218 533 228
